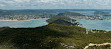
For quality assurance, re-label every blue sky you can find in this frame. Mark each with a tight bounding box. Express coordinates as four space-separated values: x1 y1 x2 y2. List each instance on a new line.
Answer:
0 0 111 9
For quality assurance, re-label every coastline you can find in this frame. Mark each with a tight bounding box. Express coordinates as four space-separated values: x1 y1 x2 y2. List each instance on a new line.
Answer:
0 18 49 21
0 19 34 21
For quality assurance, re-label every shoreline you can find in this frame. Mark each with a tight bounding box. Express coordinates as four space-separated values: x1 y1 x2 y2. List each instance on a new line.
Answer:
70 16 111 20
0 18 49 21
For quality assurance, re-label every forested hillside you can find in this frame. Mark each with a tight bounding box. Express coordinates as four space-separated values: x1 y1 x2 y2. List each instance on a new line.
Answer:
0 17 110 49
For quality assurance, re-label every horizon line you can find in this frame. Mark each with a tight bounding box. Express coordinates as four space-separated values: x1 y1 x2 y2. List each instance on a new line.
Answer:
1 9 111 10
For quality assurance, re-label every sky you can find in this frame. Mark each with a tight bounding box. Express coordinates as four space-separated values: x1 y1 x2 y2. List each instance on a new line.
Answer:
0 0 111 9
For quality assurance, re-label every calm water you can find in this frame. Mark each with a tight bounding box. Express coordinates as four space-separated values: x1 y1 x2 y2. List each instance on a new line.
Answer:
77 19 111 31
0 18 49 28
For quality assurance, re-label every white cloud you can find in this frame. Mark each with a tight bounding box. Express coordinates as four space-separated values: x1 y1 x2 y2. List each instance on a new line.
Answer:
14 0 31 3
2 1 15 4
0 4 5 7
95 0 111 6
0 0 31 4
0 0 111 9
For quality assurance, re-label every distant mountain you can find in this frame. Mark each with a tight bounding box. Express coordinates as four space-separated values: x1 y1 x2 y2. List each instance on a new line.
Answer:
57 12 85 17
94 11 110 16
0 10 60 20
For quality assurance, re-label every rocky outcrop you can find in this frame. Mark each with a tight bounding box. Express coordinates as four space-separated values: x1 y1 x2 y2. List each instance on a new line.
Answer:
60 43 75 49
84 42 111 49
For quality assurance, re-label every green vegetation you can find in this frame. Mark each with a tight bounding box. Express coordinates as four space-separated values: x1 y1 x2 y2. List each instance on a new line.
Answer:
0 17 110 49
47 16 79 26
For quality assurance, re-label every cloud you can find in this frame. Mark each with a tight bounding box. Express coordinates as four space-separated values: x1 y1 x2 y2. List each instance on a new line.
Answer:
0 4 5 7
14 0 31 3
2 1 15 4
0 0 31 4
0 0 111 9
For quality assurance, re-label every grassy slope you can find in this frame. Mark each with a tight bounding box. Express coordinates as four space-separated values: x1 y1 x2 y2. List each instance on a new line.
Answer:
0 17 111 49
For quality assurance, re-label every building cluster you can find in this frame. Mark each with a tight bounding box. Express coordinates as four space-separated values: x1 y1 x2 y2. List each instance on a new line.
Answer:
72 16 111 20
0 14 50 20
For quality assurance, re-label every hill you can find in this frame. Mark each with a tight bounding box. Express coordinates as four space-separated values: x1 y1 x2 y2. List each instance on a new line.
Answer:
94 11 111 16
0 10 85 20
46 16 80 26
0 17 110 49
57 12 85 17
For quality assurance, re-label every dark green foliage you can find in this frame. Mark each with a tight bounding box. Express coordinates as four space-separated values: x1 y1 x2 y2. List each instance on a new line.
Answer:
47 16 72 23
0 23 111 49
0 27 62 49
0 17 110 49
47 16 78 26
88 45 111 49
